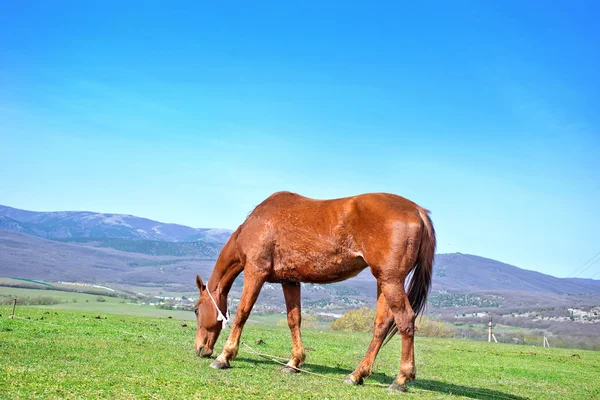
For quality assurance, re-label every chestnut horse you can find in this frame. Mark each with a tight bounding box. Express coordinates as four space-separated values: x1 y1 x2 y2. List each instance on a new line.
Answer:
193 191 435 392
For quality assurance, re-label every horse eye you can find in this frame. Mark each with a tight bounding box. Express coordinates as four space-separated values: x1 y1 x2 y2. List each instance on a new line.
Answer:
194 308 199 316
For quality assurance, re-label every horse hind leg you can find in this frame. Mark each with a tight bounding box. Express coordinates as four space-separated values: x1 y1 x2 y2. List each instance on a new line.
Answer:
378 278 417 392
369 241 420 391
344 284 393 385
281 282 306 373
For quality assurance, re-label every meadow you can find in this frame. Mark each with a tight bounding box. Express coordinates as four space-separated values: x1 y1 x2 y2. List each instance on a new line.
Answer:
0 287 284 324
1 301 599 399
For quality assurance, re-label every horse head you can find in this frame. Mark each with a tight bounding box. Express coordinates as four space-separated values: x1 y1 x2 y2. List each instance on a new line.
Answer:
193 275 227 358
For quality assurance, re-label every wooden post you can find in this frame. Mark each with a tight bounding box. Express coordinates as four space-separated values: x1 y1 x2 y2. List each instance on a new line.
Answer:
9 298 16 319
488 317 492 343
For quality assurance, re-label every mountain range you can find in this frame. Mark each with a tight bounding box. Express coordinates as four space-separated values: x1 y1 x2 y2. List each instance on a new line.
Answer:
0 204 232 243
1 204 599 297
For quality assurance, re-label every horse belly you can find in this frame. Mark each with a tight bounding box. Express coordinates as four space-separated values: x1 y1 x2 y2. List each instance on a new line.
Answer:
270 250 368 284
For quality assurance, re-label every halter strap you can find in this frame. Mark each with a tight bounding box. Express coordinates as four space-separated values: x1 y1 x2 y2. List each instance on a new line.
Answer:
206 287 230 329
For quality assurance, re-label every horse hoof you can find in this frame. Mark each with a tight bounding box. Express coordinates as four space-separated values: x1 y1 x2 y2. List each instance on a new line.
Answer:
343 375 363 385
209 359 230 369
388 382 408 392
283 366 299 373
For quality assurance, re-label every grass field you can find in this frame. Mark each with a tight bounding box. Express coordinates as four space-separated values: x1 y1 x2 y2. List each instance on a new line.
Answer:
0 287 289 325
1 305 599 399
0 277 129 296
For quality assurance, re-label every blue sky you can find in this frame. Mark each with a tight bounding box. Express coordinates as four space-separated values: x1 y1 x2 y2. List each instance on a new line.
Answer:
1 1 598 278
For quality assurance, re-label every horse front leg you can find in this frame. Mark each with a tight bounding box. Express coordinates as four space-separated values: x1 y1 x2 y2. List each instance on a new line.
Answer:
281 282 306 373
345 284 393 385
210 271 266 369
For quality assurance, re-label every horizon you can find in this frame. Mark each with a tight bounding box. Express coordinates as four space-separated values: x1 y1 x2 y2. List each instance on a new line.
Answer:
1 2 599 279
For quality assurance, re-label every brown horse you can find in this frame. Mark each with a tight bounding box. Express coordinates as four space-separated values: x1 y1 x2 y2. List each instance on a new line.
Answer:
193 191 435 392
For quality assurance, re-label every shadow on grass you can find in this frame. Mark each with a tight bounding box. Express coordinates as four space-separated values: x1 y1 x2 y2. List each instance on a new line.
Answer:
407 379 527 400
234 357 527 400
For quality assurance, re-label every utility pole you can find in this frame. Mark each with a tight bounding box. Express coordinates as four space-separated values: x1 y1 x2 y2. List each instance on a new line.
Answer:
488 317 497 343
543 335 551 348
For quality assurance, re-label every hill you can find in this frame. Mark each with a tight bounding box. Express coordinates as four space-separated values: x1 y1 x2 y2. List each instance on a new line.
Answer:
1 203 599 321
4 204 599 295
0 230 216 291
54 237 224 258
432 253 600 294
0 204 232 242
3 229 600 295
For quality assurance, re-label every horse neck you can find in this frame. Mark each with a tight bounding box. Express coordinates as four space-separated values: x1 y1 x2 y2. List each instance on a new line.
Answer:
206 237 242 307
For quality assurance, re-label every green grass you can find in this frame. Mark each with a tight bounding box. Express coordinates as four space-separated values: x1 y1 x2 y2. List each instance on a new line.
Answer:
0 287 196 319
0 277 128 296
0 287 123 303
0 287 319 325
1 306 599 399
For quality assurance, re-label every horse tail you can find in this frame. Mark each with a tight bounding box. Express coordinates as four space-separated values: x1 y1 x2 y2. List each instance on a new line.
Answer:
384 206 436 345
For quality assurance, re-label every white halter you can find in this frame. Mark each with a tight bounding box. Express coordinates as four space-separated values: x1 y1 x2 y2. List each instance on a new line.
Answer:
206 287 230 329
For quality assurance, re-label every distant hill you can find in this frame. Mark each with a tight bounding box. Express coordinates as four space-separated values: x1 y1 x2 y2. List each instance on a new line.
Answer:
0 204 232 242
2 204 598 345
55 237 224 258
1 203 599 301
1 231 599 297
0 230 216 291
432 253 600 294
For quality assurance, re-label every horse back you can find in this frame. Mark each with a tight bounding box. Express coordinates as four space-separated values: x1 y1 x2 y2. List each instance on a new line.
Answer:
233 192 425 283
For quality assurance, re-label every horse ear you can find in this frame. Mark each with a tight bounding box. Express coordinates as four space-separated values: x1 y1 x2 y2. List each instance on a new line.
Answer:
196 275 206 293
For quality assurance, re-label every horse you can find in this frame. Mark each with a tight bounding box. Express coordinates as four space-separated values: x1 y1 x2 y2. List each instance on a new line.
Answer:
193 191 435 392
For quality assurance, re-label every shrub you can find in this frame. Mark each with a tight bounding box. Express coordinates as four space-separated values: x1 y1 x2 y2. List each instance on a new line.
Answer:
330 308 455 338
157 302 175 310
416 316 454 338
330 307 376 332
96 296 106 303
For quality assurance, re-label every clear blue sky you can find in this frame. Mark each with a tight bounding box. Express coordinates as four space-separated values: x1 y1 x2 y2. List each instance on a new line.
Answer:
1 1 598 278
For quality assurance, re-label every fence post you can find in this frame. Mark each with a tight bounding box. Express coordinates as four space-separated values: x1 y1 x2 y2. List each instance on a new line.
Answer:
9 298 17 319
